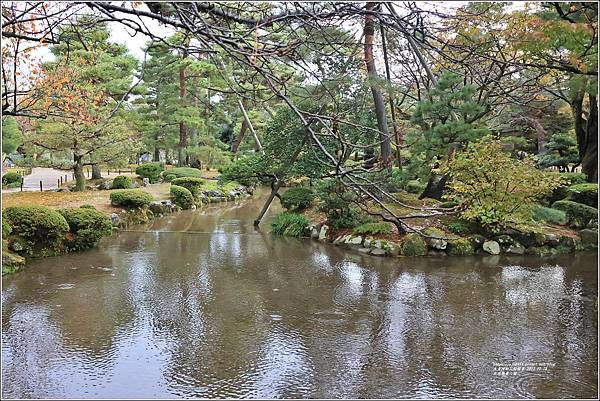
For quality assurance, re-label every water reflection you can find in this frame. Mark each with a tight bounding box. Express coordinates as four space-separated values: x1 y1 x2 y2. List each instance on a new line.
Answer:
2 192 598 399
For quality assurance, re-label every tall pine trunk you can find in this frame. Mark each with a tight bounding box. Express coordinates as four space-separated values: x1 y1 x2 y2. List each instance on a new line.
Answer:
572 91 598 182
73 156 86 192
91 164 102 179
178 52 187 167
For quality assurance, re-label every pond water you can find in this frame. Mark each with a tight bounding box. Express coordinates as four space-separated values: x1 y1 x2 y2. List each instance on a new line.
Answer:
2 191 598 399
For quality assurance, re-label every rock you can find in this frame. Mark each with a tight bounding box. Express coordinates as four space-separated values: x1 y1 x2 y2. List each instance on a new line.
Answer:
318 225 329 242
370 248 387 256
358 247 371 254
110 213 121 227
399 233 428 256
149 200 175 215
506 242 526 254
483 240 500 255
544 233 560 246
514 232 546 247
142 177 150 186
344 235 363 246
8 240 24 252
428 238 447 250
310 228 319 239
191 204 197 210
447 238 474 255
469 234 486 250
579 229 598 249
494 235 514 247
363 236 374 248
526 246 554 257
558 235 582 251
387 242 401 257
2 249 25 274
56 188 71 192
98 180 112 190
333 235 346 245
424 227 448 250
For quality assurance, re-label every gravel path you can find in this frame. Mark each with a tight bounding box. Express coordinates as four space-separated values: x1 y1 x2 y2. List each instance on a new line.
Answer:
3 167 71 192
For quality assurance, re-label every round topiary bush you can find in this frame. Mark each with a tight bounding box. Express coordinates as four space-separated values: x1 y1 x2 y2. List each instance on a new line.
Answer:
170 185 194 209
171 177 205 199
111 175 133 189
162 173 177 182
162 167 202 180
399 233 428 256
58 207 113 251
110 189 154 208
3 205 69 256
135 162 164 183
281 187 316 211
2 172 22 186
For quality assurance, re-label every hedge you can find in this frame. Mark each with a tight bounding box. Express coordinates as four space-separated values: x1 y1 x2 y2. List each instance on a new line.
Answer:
110 189 154 208
281 187 316 211
162 167 202 180
111 175 133 189
135 162 164 183
171 177 205 199
59 207 113 251
170 185 194 209
2 172 22 186
3 205 69 256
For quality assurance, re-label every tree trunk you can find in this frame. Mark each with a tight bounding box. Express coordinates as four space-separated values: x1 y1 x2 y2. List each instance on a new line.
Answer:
571 91 598 182
91 163 102 179
73 156 86 192
364 3 391 166
232 99 250 154
154 145 160 162
237 98 263 154
380 24 402 169
178 52 187 167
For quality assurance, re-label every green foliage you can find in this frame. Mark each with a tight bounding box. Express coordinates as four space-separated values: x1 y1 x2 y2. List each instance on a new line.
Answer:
444 141 563 231
406 180 426 194
1 117 22 155
111 175 133 189
3 205 69 256
219 155 266 187
58 207 113 251
532 206 568 225
567 183 598 208
559 172 588 186
447 221 471 234
162 167 202 179
136 162 164 183
270 212 310 237
399 233 428 256
2 172 22 186
538 131 580 169
353 222 393 236
280 187 316 211
171 177 205 199
552 200 598 227
162 173 177 182
2 212 12 237
79 204 96 210
315 179 365 229
170 185 194 209
447 238 474 256
110 189 154 208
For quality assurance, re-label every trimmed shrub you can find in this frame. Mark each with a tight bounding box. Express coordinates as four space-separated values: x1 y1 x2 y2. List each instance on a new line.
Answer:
567 183 598 208
353 222 393 236
110 189 154 208
171 177 205 199
2 212 12 237
59 207 112 251
162 173 177 182
406 180 426 194
3 205 69 256
532 206 567 225
559 172 588 186
111 175 133 189
400 233 428 256
170 185 194 209
79 204 96 210
281 187 316 211
447 238 474 255
162 167 202 179
270 212 310 237
135 162 164 183
552 200 598 228
2 172 22 186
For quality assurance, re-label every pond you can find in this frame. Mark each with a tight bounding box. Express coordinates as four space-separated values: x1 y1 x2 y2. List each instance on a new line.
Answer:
2 191 597 398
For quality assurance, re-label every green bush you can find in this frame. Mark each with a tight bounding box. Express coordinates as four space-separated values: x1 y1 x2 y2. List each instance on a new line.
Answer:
79 204 96 210
399 233 428 256
110 189 154 208
3 205 69 256
162 167 202 180
171 177 205 199
58 207 112 251
135 162 164 183
2 172 22 186
170 185 194 209
552 200 598 228
447 238 474 255
567 183 598 208
353 222 393 235
111 175 133 189
270 212 309 237
406 180 426 194
315 179 366 229
2 212 12 237
447 221 471 234
281 187 316 211
559 172 588 186
162 173 177 182
532 206 567 225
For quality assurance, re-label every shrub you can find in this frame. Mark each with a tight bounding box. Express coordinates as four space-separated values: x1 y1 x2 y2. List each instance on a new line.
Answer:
567 183 598 208
406 180 426 194
399 233 428 256
110 189 154 208
2 172 22 186
171 177 205 199
162 173 177 182
111 175 133 189
170 185 194 209
444 140 563 231
135 162 164 183
281 187 316 211
447 238 474 255
2 212 12 237
447 221 471 234
58 207 112 251
552 200 598 228
559 172 588 186
3 205 69 256
353 222 393 236
270 212 309 237
315 179 366 229
532 206 567 225
79 204 96 210
162 167 202 180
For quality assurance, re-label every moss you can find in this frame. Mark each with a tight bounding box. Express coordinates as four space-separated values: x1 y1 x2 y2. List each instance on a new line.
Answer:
111 175 133 189
58 207 113 251
567 183 598 208
400 233 428 256
551 200 597 228
110 189 154 208
170 185 194 209
406 180 426 194
2 244 25 275
447 237 474 255
129 208 151 225
3 205 69 256
469 234 486 249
